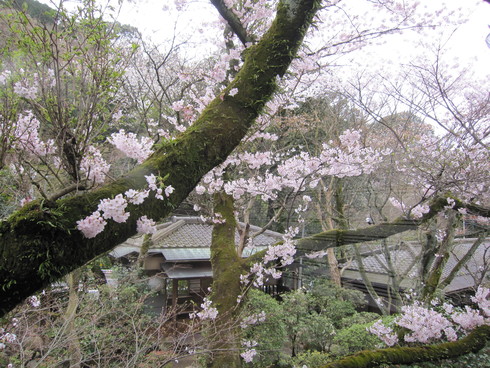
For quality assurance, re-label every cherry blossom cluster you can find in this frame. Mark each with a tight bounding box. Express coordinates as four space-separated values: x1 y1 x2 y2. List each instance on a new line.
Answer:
196 129 387 203
13 79 38 99
240 340 259 363
189 297 219 321
241 226 298 288
1 67 56 99
239 311 266 329
0 327 16 350
369 287 490 346
396 304 456 343
13 111 55 157
199 212 226 225
0 70 11 85
136 215 157 234
396 134 490 205
28 296 41 308
368 320 398 347
389 197 429 219
80 146 111 185
107 129 154 164
77 174 174 238
471 287 490 317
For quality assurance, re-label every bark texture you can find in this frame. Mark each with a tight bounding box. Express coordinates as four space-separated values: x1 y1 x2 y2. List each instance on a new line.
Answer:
0 0 322 317
208 192 243 368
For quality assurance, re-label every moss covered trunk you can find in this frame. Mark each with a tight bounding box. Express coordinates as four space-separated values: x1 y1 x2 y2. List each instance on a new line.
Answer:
421 210 458 301
64 269 82 368
0 0 321 317
208 192 243 368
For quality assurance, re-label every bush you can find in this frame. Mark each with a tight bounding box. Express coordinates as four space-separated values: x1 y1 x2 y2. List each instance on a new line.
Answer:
308 280 365 328
332 322 381 356
280 350 333 368
243 289 287 368
339 312 380 329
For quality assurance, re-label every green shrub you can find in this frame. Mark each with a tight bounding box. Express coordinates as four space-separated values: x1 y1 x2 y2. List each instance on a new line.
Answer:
243 289 287 368
339 312 380 329
332 322 381 356
285 350 333 368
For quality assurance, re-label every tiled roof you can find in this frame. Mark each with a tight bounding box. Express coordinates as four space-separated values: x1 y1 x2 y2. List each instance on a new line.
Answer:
341 239 489 292
111 216 282 259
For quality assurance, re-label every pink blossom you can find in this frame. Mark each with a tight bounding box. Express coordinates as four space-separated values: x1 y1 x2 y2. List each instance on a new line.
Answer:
190 298 218 320
76 211 107 238
97 194 129 223
14 112 55 156
397 305 452 343
164 185 175 197
240 311 266 329
471 287 490 317
411 204 430 219
240 349 257 363
20 197 32 207
368 320 398 346
28 295 40 308
451 306 485 330
136 216 157 234
125 189 149 205
13 80 38 99
145 174 158 191
195 185 206 195
80 146 110 185
108 130 153 163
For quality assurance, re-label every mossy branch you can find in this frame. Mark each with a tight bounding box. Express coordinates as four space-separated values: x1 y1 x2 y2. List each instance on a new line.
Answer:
320 325 490 368
244 195 489 267
295 195 489 256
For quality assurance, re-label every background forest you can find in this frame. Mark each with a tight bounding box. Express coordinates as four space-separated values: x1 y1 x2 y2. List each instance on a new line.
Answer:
0 0 489 367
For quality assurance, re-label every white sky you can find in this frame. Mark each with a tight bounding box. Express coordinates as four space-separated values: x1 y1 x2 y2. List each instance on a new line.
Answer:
38 0 490 79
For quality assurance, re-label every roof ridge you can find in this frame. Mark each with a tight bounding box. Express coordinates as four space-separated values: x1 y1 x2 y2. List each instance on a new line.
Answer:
152 219 186 244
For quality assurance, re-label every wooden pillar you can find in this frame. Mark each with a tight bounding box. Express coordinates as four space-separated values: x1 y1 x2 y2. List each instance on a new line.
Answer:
172 279 178 309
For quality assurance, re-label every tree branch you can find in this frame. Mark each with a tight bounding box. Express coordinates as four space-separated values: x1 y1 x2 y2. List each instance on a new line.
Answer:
210 0 256 46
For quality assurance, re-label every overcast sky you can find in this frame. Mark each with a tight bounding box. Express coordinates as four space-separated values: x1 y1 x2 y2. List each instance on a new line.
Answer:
37 0 490 79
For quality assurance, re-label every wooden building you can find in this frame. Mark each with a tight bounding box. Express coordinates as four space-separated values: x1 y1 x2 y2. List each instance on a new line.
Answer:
110 216 283 314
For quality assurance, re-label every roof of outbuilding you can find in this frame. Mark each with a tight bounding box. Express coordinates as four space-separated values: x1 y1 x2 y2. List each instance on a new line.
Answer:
110 216 282 259
341 238 490 293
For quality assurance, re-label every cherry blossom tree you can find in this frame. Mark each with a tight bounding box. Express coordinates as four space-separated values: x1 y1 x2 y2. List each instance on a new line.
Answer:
1 1 489 366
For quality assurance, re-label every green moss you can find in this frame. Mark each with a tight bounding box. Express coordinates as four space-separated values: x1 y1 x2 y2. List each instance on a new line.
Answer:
207 192 243 368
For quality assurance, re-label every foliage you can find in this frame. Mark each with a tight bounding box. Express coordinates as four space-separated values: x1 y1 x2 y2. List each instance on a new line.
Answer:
333 322 382 356
308 279 366 328
284 350 333 367
244 281 370 361
243 289 287 367
1 0 55 24
338 312 381 329
0 267 182 367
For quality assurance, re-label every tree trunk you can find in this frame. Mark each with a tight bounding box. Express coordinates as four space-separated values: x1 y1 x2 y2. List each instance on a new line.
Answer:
208 192 243 368
422 210 458 301
64 269 82 368
0 0 321 317
137 233 152 269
